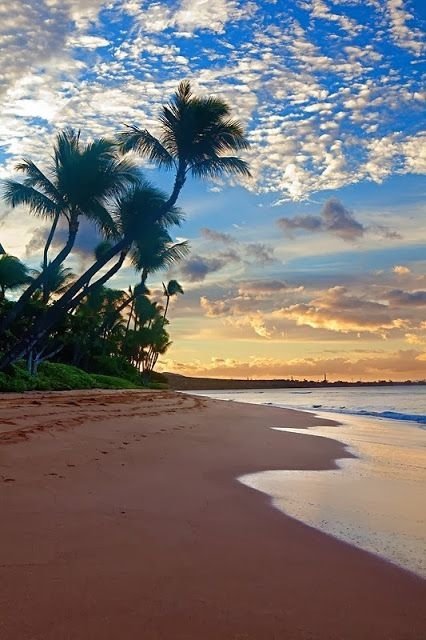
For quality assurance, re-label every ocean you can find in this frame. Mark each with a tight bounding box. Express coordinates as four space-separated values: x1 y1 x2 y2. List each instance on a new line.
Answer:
190 385 426 577
190 384 426 425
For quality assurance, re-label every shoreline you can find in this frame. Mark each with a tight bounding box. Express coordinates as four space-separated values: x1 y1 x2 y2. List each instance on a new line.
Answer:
1 390 425 639
240 410 426 578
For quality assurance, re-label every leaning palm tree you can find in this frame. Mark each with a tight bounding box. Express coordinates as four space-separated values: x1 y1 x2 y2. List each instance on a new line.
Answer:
162 279 184 325
118 80 251 210
0 128 138 331
145 279 184 373
0 254 30 301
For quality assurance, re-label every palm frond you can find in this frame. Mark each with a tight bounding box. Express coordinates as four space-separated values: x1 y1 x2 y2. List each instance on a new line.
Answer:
2 180 58 218
117 127 175 169
94 240 114 261
166 278 185 296
15 159 60 202
84 201 118 239
190 156 251 179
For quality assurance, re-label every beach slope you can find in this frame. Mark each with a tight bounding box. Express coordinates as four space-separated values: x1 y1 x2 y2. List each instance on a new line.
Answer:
0 390 424 639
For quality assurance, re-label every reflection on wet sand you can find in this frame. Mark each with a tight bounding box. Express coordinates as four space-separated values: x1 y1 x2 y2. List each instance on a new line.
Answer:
240 414 426 577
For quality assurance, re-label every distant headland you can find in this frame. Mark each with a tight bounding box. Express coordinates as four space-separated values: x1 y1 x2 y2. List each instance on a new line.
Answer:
166 373 426 391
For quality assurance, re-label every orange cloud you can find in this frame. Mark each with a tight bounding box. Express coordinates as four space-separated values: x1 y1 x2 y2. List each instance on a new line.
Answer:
161 350 426 381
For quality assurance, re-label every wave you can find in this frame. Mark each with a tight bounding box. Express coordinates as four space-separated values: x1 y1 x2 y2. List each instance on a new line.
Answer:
350 409 426 425
266 402 426 426
310 406 426 426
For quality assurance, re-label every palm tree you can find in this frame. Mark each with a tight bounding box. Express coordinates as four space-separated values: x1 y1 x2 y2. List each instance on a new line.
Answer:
0 128 138 331
144 279 184 373
114 231 188 336
162 279 184 325
31 262 75 303
62 179 185 317
0 255 30 301
0 180 183 369
118 80 251 211
0 83 250 370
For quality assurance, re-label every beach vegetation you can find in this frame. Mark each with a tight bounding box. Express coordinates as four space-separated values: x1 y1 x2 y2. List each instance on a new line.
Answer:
0 82 249 389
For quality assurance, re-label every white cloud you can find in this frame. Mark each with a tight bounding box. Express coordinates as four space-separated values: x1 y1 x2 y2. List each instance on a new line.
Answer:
386 0 425 55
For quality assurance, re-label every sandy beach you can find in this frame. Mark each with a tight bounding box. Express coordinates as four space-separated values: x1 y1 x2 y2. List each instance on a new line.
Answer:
0 390 425 639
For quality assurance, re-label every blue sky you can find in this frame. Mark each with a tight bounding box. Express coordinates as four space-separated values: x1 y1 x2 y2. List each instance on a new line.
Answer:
0 0 425 379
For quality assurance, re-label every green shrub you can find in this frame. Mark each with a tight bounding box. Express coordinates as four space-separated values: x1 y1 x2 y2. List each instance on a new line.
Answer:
148 382 169 390
0 363 37 392
0 361 147 392
90 374 139 389
37 362 94 390
90 355 142 383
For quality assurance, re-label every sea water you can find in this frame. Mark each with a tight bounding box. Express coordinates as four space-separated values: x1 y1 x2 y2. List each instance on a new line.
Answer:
190 386 426 577
190 385 426 425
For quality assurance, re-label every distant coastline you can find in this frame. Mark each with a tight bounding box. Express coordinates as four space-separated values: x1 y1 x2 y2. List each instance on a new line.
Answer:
166 373 426 391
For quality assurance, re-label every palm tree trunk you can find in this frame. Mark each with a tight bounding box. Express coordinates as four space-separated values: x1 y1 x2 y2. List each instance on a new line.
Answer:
67 251 127 312
162 295 170 327
163 164 186 213
42 210 60 304
125 295 135 338
0 216 79 334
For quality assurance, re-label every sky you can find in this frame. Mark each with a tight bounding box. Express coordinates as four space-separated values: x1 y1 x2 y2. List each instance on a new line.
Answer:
0 0 425 381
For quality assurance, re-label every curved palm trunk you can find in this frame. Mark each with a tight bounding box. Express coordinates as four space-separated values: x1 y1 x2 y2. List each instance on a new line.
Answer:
162 163 186 214
68 251 127 313
0 216 79 334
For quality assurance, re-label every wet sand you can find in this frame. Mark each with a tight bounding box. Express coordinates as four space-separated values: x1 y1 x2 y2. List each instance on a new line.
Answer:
0 390 425 639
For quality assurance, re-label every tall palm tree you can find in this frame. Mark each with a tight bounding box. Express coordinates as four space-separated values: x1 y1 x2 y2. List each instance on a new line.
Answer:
0 128 138 331
162 279 184 325
0 255 30 301
144 280 184 373
118 80 251 211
